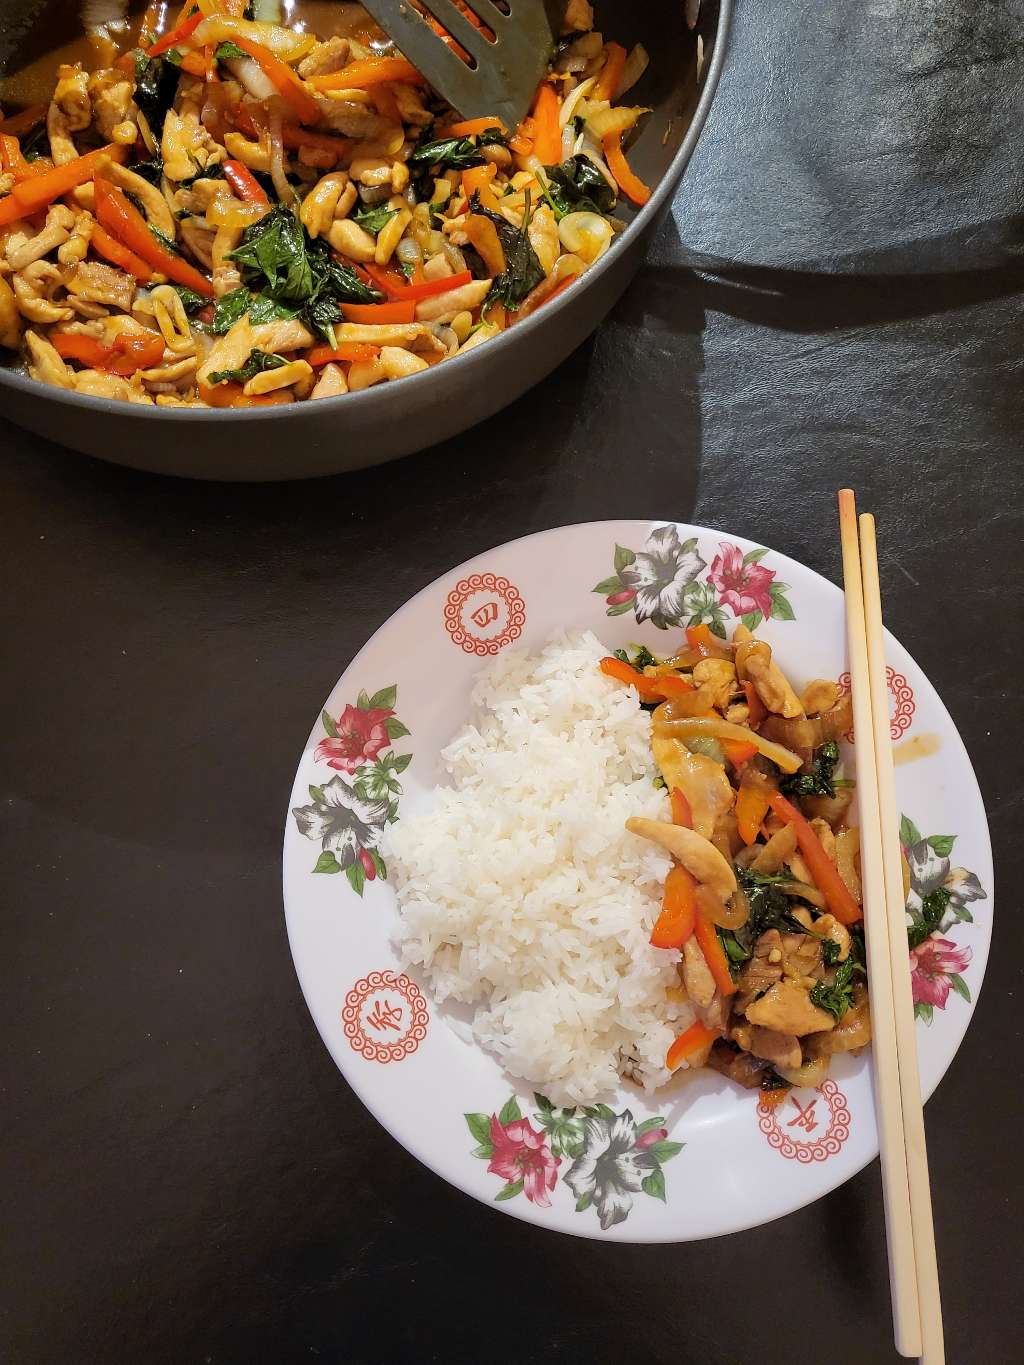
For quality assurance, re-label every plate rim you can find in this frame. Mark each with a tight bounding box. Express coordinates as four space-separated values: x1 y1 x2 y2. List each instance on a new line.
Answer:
282 518 994 1242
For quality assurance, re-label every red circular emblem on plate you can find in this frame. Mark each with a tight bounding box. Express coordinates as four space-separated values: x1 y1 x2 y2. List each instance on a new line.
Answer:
757 1079 852 1162
837 667 915 741
443 572 526 655
342 970 429 1063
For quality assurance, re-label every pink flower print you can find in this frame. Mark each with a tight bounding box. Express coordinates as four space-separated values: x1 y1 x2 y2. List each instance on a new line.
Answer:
909 934 972 1010
487 1114 561 1207
707 542 775 618
315 703 393 772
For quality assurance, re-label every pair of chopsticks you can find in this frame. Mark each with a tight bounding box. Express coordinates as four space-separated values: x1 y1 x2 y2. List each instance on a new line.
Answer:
838 490 943 1363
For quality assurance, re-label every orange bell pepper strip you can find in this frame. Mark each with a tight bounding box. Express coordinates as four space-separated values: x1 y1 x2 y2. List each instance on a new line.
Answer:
178 50 211 79
603 130 651 206
233 105 349 159
767 791 863 925
652 673 696 701
650 865 697 949
148 11 202 57
464 214 506 277
230 36 321 124
89 223 154 281
598 656 662 702
593 41 628 102
723 739 759 769
445 116 506 138
530 83 561 165
0 143 126 225
694 916 738 997
309 56 423 92
52 329 165 376
340 299 417 324
685 623 717 658
362 262 408 298
670 787 693 828
0 103 47 137
461 162 499 210
531 270 579 311
666 1018 721 1071
743 680 766 727
306 342 380 366
735 784 770 846
94 178 215 297
198 381 291 408
222 159 269 204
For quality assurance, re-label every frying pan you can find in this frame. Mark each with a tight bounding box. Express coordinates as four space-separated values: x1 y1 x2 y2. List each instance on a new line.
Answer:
0 0 730 480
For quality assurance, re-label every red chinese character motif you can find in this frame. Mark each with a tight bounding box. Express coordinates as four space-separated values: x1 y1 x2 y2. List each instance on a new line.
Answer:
367 997 403 1032
343 971 429 1064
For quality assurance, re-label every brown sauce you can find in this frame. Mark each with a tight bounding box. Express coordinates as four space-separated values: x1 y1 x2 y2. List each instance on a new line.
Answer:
892 732 941 766
0 1 376 111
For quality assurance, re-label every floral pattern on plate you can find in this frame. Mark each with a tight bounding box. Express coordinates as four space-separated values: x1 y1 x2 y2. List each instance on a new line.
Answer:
902 814 986 1022
466 1094 683 1230
290 685 411 895
592 525 795 634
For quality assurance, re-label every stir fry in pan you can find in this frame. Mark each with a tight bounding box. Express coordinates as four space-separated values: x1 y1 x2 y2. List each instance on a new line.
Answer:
603 622 871 1099
0 1 653 407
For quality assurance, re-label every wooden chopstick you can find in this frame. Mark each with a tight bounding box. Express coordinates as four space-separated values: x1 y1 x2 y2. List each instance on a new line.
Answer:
859 511 945 1364
837 490 922 1359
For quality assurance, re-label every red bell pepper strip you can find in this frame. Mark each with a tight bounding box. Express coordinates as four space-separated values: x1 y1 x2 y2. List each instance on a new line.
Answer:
148 11 202 57
670 788 693 828
230 35 321 125
222 159 269 204
94 178 214 297
666 1019 721 1071
694 917 738 997
365 264 474 303
0 143 126 225
52 329 165 376
650 865 697 949
306 343 380 366
89 223 154 281
767 791 863 925
340 299 417 324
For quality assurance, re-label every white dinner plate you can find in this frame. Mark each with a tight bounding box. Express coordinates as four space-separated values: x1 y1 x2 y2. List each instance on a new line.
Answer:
282 521 993 1241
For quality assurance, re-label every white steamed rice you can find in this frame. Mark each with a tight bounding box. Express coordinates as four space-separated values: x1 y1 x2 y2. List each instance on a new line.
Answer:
384 630 691 1105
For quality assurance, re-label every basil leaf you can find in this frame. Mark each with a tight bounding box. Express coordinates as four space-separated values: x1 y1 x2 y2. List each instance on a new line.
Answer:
173 284 208 316
542 155 616 218
214 40 248 61
350 203 397 237
471 192 544 311
207 348 288 386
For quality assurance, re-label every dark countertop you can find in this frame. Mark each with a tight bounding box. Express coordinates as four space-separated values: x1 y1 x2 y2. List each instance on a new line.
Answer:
2 2 1022 1362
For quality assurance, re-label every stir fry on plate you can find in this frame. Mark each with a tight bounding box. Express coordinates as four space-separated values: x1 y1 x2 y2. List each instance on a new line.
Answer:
0 1 653 407
602 621 872 1099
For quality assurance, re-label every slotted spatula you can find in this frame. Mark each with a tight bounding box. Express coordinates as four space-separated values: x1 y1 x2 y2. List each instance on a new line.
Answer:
357 0 563 129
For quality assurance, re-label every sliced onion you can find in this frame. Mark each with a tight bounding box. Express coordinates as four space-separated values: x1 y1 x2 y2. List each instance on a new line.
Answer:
585 104 651 141
224 57 276 103
206 195 268 229
618 44 650 97
266 108 293 205
559 75 596 128
193 16 314 60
